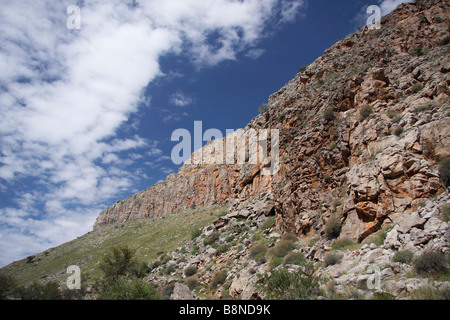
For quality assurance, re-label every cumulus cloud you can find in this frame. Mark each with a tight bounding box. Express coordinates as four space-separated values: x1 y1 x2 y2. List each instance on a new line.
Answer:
0 0 305 266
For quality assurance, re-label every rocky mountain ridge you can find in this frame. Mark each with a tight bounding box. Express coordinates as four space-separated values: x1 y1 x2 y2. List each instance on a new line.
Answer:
95 0 449 245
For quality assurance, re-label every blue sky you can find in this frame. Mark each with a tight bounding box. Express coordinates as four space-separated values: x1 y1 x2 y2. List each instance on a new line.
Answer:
0 0 412 267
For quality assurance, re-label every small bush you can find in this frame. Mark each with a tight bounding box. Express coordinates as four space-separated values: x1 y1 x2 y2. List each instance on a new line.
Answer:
191 228 202 240
360 105 373 120
160 283 175 300
281 233 297 242
269 257 284 270
332 238 357 250
410 83 423 94
392 250 414 264
324 252 343 267
438 157 450 187
439 36 450 46
258 266 321 300
329 141 337 150
440 204 450 222
184 266 197 277
210 270 227 289
323 107 335 122
214 244 230 256
102 278 160 300
185 276 198 290
261 216 276 230
324 216 341 240
298 65 308 73
99 245 137 281
259 104 270 113
413 251 448 275
249 243 267 260
269 239 295 258
203 231 219 246
393 126 404 136
409 286 450 300
284 252 307 266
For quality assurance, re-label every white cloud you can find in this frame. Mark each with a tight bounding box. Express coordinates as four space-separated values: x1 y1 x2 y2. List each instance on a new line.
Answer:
170 92 195 107
0 0 306 266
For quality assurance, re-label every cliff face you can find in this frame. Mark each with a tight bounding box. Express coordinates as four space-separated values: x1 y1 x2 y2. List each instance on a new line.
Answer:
94 0 450 244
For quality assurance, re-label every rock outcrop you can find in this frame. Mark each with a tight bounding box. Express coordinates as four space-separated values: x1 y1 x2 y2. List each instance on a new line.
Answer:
95 0 450 246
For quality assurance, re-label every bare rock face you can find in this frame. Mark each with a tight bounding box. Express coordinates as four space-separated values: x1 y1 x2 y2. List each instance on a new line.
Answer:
94 0 449 247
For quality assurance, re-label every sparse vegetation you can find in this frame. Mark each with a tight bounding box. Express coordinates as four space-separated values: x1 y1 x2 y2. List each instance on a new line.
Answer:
184 266 197 277
393 126 404 136
410 83 423 94
210 270 227 289
259 104 270 113
269 239 295 258
360 105 373 120
438 157 450 187
324 215 341 240
258 265 322 300
392 250 414 264
324 252 343 267
439 36 450 46
413 251 449 275
323 107 335 122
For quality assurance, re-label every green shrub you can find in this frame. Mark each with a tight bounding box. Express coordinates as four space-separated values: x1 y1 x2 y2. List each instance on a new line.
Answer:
269 239 295 258
184 266 197 277
392 250 414 264
323 107 335 122
283 252 307 266
191 228 202 240
258 266 321 300
410 83 423 94
413 251 449 275
324 216 341 240
214 244 230 256
185 276 198 290
269 257 284 269
362 226 392 246
101 278 160 300
249 243 267 260
360 105 373 120
203 231 219 246
440 204 450 222
0 274 18 300
259 104 270 113
261 216 276 230
332 238 357 250
298 65 308 73
210 270 227 289
324 252 343 267
99 245 137 281
17 281 63 300
372 291 394 300
329 141 337 150
393 126 404 136
281 233 297 242
439 36 450 46
438 157 450 187
160 283 175 300
409 286 450 300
